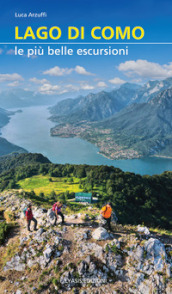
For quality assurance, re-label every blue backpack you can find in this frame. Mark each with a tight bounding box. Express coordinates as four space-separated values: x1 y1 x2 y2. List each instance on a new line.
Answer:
23 208 27 216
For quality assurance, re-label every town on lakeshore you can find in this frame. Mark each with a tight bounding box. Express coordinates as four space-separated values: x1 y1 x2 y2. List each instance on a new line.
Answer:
50 123 141 160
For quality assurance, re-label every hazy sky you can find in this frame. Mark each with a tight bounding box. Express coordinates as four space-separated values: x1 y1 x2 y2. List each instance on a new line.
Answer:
0 0 172 96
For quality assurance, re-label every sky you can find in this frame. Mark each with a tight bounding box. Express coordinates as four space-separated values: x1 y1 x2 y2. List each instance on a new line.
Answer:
1 0 172 97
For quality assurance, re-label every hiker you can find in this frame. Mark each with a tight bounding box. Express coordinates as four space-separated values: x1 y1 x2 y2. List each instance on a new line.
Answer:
100 202 112 231
25 203 37 232
53 201 65 225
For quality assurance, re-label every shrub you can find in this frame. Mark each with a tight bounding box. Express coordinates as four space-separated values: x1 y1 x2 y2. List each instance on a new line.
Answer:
0 222 10 244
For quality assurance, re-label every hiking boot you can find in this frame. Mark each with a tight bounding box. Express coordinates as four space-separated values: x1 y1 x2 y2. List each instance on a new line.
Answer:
34 228 38 231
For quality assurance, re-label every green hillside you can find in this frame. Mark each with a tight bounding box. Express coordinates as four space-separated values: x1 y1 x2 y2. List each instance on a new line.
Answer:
0 107 27 156
17 175 83 195
0 138 27 157
0 153 50 173
0 153 171 229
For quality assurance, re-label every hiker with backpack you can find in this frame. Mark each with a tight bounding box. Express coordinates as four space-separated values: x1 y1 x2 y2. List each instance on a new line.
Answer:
52 201 65 225
25 203 38 232
100 202 113 231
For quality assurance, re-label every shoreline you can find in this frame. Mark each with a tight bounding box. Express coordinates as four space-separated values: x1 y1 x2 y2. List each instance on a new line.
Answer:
51 129 172 161
1 105 172 175
151 155 172 159
97 151 141 161
51 123 172 161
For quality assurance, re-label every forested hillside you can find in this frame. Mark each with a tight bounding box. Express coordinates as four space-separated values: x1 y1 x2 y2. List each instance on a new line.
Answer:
0 108 27 156
0 153 171 229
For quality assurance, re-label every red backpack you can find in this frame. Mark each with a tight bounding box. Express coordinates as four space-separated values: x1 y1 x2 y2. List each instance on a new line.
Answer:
52 203 57 211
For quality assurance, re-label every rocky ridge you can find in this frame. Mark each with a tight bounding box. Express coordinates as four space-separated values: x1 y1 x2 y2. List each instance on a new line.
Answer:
0 191 171 294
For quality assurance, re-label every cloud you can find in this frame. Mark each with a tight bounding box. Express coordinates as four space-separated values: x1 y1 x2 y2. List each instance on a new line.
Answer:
65 84 79 91
38 82 74 95
30 77 50 84
109 77 126 85
43 66 73 76
97 81 107 87
37 80 95 95
118 59 172 79
38 83 61 95
65 82 95 91
80 83 95 90
43 65 94 77
0 73 23 82
8 81 20 87
0 48 3 54
74 66 94 76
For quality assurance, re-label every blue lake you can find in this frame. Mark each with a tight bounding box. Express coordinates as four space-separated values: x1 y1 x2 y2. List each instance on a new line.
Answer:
1 106 172 175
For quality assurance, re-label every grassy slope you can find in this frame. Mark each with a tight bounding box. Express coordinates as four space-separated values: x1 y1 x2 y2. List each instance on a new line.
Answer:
17 175 83 196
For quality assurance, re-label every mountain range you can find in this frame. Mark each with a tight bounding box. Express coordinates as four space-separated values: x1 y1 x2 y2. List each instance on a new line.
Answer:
50 77 172 159
1 76 172 159
95 88 172 157
49 83 140 123
50 77 172 124
0 107 27 156
131 77 172 103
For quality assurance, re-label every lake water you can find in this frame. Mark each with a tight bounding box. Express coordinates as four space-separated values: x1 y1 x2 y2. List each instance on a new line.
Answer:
1 106 172 175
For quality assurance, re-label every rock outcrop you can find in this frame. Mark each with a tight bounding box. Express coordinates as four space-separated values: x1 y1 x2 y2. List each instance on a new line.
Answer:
0 191 171 294
92 227 110 240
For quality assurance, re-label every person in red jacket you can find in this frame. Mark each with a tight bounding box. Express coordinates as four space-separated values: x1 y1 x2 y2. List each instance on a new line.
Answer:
26 203 37 232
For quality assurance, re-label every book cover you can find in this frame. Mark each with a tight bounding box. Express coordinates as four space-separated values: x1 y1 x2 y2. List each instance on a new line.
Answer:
0 1 171 293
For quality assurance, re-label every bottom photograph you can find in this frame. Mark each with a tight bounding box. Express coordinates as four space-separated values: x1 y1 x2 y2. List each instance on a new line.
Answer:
0 153 171 294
